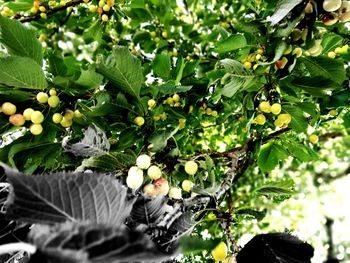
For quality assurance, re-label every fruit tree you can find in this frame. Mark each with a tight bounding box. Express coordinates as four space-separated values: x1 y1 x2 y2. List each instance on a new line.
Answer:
0 0 349 262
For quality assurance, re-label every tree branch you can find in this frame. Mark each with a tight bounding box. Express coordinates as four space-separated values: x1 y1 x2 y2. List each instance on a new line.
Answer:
15 0 85 23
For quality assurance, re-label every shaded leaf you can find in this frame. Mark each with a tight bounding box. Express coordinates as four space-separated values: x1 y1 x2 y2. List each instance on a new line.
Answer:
131 196 167 225
29 222 171 263
2 164 136 225
153 53 171 79
62 125 110 157
0 56 47 89
256 179 295 196
283 105 308 133
236 232 314 263
148 128 178 152
0 16 43 65
214 35 247 53
179 236 220 254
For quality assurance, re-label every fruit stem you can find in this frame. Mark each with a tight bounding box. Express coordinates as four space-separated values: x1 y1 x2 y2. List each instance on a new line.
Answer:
0 242 37 255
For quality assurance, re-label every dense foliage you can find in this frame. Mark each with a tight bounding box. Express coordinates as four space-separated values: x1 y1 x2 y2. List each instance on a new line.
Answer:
0 0 349 262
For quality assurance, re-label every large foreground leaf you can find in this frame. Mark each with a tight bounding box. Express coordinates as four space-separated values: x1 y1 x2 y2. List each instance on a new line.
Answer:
0 16 43 65
96 46 143 99
29 222 172 263
62 125 110 157
2 165 136 225
267 0 303 25
236 232 314 263
0 56 47 89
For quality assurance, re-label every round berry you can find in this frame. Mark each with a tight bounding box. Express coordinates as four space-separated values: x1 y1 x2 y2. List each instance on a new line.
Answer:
126 166 144 189
134 116 145 126
143 184 157 197
278 113 292 124
1 102 16 115
36 92 49 103
136 154 151 170
211 242 228 261
182 180 194 192
150 31 157 38
168 187 182 199
309 134 319 144
270 103 282 115
153 177 169 196
101 14 109 22
74 109 83 118
259 101 271 113
23 108 34 120
147 99 156 109
52 113 63 124
9 114 25 126
48 95 60 108
31 111 44 124
30 124 43 135
147 165 162 180
329 109 337 116
64 110 74 120
49 88 57 96
184 160 198 176
60 117 72 128
255 114 266 125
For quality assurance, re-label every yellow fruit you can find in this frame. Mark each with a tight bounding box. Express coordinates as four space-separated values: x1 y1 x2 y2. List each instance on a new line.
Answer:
179 118 186 129
184 160 198 176
101 14 109 22
259 101 271 113
278 113 292 124
274 118 284 128
292 47 303 58
30 124 43 135
31 7 38 13
182 180 194 192
64 110 74 120
270 103 282 115
9 114 25 126
98 0 105 7
134 116 145 126
2 102 16 115
329 109 338 116
154 37 160 43
153 115 160 121
60 117 73 128
136 154 151 170
211 241 228 261
23 108 34 120
243 61 252 69
255 114 266 125
323 0 341 12
74 109 83 118
150 31 157 38
49 88 57 96
161 31 167 38
168 187 182 199
153 177 170 196
309 134 319 144
36 92 49 103
328 51 336 59
52 113 63 124
127 166 144 189
48 96 60 108
31 111 44 124
103 4 110 11
143 184 157 197
147 165 162 180
40 13 47 19
211 110 218 117
39 6 46 12
89 5 97 12
172 93 180 102
147 99 156 109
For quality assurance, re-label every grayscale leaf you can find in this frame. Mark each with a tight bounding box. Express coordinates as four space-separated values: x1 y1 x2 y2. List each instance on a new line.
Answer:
30 222 174 263
62 125 110 157
2 164 136 225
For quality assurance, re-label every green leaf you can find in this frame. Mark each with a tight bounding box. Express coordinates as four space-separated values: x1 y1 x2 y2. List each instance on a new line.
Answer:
96 46 144 99
343 112 350 129
257 143 279 172
214 34 247 53
283 105 308 133
179 236 220 254
217 59 255 98
149 128 178 152
287 142 318 162
157 84 192 95
256 178 295 196
268 0 303 25
0 16 43 65
321 33 343 53
153 53 171 79
75 68 103 88
290 76 340 96
300 57 346 85
0 56 47 89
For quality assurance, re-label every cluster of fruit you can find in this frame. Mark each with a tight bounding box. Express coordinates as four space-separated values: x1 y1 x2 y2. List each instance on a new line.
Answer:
52 109 82 128
199 102 218 117
150 30 168 45
254 101 292 128
242 48 265 70
322 0 350 25
0 6 14 17
1 102 44 135
327 44 349 59
163 93 182 108
126 155 197 200
88 0 115 22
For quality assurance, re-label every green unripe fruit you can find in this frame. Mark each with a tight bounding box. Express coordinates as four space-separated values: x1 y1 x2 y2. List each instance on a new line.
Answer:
182 180 194 192
74 109 83 118
49 88 57 96
31 111 44 124
184 160 198 176
36 92 49 103
64 110 74 120
30 124 43 135
48 95 60 108
52 113 63 124
60 117 73 128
